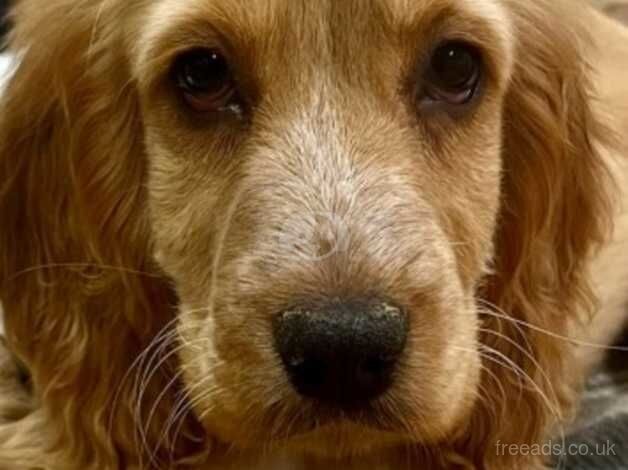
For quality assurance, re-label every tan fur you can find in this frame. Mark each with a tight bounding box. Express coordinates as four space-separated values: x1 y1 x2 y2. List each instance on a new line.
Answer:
0 1 626 469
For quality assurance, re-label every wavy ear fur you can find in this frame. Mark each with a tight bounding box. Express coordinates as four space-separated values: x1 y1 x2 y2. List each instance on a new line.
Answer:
458 1 615 468
0 1 203 468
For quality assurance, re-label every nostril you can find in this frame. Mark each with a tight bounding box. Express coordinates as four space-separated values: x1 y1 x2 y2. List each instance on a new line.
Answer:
273 299 408 406
354 357 391 392
289 357 327 391
362 357 393 377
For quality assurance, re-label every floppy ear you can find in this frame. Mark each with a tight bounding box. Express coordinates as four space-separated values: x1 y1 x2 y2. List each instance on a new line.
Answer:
457 1 615 467
0 1 204 467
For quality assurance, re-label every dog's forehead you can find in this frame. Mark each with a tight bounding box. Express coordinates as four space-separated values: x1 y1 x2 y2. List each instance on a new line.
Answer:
138 0 510 57
134 0 512 96
142 0 506 25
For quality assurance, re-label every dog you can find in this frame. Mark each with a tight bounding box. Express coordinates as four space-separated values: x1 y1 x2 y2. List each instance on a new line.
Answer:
0 0 627 469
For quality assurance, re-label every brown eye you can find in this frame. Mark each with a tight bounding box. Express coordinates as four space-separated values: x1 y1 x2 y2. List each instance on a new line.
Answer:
173 48 239 113
423 42 482 105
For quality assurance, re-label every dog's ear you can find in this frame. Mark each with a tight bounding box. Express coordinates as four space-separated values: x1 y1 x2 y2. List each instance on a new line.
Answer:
0 1 202 467
460 1 615 467
492 3 614 331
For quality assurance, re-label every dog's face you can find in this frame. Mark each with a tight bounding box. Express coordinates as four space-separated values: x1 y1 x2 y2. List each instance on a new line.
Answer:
0 0 612 466
133 0 514 457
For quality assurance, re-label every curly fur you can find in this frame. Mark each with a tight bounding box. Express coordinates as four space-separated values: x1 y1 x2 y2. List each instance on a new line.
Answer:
0 0 626 469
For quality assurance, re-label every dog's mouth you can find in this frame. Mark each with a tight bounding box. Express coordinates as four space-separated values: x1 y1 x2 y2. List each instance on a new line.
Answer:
278 419 410 456
228 407 412 457
209 396 417 457
283 403 401 435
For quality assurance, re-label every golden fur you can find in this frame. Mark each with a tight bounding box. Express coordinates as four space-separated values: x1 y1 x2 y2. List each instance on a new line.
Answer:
0 0 627 469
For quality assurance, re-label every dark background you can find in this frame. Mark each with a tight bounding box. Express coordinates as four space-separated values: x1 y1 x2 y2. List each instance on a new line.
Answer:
0 0 9 46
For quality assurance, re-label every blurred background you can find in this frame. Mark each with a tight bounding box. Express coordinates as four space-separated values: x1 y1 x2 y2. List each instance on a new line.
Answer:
595 0 628 22
0 1 8 46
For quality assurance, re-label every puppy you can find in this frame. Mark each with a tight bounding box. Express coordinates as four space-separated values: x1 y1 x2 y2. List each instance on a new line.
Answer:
0 0 627 469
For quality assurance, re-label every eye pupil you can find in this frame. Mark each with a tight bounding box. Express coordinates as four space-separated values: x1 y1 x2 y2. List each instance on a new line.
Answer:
431 43 478 90
173 48 239 113
422 41 482 107
179 50 230 93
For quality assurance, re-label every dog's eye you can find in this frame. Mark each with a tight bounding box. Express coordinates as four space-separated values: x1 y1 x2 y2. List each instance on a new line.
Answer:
423 42 482 105
173 49 238 113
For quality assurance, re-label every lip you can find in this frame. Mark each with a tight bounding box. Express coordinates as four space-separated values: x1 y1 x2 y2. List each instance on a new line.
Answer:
243 400 411 443
290 418 404 439
271 419 412 457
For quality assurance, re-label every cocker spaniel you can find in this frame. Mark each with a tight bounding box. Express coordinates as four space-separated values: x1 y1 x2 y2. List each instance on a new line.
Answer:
0 0 627 469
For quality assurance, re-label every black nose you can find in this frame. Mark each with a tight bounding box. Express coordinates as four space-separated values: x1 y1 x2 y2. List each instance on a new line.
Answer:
273 299 408 407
